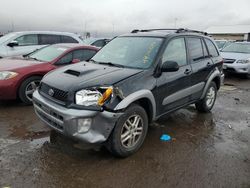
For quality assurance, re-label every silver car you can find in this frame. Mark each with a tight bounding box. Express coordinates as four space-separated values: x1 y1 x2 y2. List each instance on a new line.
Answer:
221 42 250 76
0 31 83 58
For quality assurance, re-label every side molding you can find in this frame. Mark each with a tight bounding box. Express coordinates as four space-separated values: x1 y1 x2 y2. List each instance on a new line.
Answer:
200 68 221 99
114 89 157 120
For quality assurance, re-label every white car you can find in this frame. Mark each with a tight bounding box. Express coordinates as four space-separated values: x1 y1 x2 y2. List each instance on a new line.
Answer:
0 31 83 58
221 42 250 76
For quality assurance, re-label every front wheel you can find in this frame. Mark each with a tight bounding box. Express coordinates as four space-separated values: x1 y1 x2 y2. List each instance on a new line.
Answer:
195 81 217 113
106 104 148 157
18 76 42 105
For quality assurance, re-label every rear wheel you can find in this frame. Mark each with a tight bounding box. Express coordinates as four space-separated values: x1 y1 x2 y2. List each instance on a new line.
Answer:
18 76 42 105
106 104 148 157
195 81 217 113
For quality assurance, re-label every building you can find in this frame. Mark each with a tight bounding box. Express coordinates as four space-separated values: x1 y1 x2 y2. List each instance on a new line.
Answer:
205 25 250 41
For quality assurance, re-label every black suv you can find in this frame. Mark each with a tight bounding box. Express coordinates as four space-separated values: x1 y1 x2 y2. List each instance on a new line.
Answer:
33 28 224 157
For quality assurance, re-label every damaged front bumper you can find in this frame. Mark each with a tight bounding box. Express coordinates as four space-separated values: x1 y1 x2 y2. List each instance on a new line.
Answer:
33 90 122 144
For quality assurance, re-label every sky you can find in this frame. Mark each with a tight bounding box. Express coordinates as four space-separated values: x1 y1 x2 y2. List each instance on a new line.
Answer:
0 0 250 37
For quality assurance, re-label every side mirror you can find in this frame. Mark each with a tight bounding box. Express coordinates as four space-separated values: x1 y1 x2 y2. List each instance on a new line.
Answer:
7 41 18 47
71 59 81 64
161 61 179 72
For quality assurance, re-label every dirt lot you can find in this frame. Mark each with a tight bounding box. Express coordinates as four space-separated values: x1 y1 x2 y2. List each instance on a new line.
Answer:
0 76 249 188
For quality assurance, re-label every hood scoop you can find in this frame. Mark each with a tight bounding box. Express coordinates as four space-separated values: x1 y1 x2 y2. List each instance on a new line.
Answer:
64 69 81 77
64 68 97 77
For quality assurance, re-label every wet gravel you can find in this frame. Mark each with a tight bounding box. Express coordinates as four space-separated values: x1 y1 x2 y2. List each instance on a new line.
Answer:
0 76 249 188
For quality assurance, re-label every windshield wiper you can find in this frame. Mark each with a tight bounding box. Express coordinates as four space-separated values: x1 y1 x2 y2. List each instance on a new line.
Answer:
26 56 42 61
90 59 124 68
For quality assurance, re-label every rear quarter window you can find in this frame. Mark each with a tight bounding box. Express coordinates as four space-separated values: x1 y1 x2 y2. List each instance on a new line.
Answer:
61 35 78 43
205 38 219 57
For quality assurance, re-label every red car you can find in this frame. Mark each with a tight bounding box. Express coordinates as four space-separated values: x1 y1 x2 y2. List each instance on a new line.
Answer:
0 43 98 104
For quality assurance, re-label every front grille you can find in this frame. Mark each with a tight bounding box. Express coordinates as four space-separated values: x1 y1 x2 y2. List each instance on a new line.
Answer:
34 100 64 131
39 83 68 103
223 58 236 64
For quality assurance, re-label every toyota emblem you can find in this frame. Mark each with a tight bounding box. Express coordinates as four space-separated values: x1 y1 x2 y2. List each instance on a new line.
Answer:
48 89 54 96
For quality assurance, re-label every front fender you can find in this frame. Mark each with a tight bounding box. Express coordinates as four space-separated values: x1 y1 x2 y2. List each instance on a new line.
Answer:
114 89 156 120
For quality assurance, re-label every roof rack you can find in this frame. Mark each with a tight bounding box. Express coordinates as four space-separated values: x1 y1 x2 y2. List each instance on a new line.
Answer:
131 28 208 36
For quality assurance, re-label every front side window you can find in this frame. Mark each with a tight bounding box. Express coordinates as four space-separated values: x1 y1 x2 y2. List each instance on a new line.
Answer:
39 34 61 45
92 37 163 69
15 34 38 46
28 45 68 62
205 39 219 57
187 38 204 62
56 52 73 65
162 38 187 66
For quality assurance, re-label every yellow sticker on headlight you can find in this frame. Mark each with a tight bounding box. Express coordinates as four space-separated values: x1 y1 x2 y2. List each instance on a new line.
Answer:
98 88 113 106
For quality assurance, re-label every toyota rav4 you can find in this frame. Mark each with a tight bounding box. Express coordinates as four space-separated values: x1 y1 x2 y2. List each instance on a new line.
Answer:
33 28 224 157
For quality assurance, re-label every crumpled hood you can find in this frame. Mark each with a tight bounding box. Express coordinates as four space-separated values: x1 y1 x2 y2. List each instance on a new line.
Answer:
0 56 45 71
42 62 143 92
221 52 250 61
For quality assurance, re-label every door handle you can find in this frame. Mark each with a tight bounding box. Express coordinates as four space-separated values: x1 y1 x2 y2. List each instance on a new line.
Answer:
184 69 192 75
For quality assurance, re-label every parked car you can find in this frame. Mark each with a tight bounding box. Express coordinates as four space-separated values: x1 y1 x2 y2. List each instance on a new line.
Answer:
0 43 98 104
221 42 250 76
215 40 234 50
33 28 224 157
0 31 83 58
83 38 110 48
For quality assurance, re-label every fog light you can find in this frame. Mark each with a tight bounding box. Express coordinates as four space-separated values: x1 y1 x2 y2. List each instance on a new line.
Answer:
77 118 92 133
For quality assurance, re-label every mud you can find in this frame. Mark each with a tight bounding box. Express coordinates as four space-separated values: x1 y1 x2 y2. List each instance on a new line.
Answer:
0 76 250 188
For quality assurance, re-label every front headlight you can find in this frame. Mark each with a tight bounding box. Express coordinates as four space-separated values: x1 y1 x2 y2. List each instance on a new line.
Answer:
0 71 18 80
237 59 250 64
75 87 113 106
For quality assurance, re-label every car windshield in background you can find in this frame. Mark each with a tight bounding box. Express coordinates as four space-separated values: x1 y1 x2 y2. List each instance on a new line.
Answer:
222 43 250 54
28 45 68 62
215 41 226 49
91 37 163 69
83 38 96 45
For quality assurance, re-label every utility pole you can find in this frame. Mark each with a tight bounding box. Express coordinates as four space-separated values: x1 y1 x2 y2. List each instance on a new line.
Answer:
174 18 178 29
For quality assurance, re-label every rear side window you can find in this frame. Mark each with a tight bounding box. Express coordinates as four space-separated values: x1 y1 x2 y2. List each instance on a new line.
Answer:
61 35 78 43
205 39 219 57
15 34 38 46
187 38 204 62
162 38 187 66
39 34 61 45
73 49 97 61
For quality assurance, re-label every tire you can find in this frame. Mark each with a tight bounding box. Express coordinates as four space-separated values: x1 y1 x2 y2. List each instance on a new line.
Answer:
195 81 217 113
18 76 42 105
106 104 148 158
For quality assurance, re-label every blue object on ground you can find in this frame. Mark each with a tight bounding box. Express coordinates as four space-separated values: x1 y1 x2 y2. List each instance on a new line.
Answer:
160 134 171 141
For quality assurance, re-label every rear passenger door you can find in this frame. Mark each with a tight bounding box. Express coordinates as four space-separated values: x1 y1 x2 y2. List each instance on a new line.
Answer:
186 37 213 101
156 37 192 115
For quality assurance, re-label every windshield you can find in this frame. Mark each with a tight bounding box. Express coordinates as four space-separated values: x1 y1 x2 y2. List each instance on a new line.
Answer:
28 45 68 62
215 41 226 49
0 33 17 44
91 37 163 69
83 38 97 45
222 43 250 54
